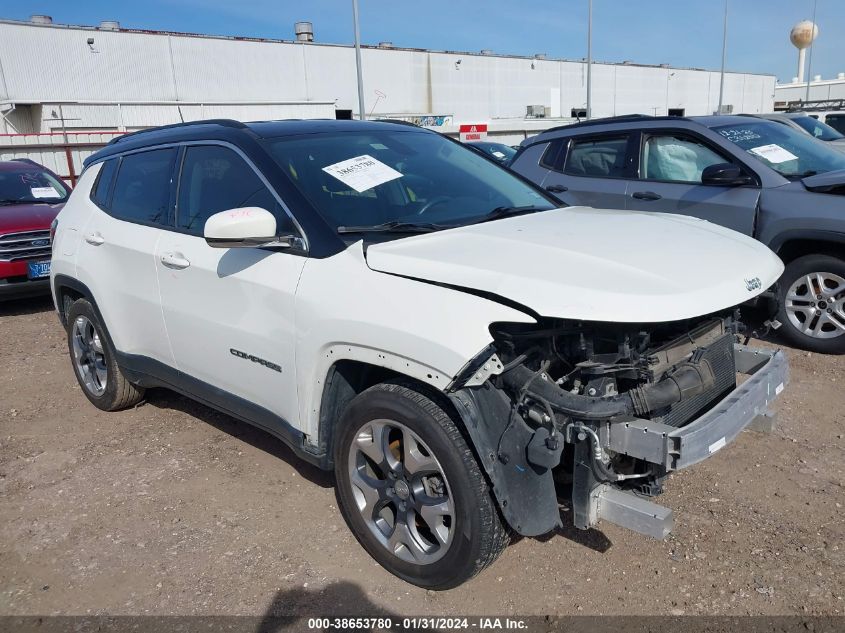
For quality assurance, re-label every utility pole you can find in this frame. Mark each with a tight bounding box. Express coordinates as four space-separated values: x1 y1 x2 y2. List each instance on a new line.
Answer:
586 0 593 119
805 0 819 103
717 0 728 114
352 0 366 120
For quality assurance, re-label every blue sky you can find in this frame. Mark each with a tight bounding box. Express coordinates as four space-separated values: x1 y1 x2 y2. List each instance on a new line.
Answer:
4 0 844 83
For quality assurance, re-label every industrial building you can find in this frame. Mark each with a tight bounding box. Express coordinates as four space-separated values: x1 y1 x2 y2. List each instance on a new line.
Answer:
775 74 845 109
0 15 777 137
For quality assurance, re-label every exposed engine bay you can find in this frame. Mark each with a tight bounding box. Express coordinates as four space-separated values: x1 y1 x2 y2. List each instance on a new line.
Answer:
448 310 782 539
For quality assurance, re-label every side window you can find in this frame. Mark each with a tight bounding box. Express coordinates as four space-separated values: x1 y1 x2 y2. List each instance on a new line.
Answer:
641 134 727 183
176 145 293 235
564 136 629 178
91 159 118 207
539 140 566 170
110 148 177 225
826 115 845 135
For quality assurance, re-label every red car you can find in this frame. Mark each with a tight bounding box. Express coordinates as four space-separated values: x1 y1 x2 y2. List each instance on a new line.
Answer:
0 159 70 299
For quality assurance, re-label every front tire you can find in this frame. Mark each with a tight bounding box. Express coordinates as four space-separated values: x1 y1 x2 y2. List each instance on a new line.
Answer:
66 298 145 410
776 254 845 354
334 381 508 589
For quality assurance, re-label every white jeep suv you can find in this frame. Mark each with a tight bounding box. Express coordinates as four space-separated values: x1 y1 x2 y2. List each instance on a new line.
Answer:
51 119 788 589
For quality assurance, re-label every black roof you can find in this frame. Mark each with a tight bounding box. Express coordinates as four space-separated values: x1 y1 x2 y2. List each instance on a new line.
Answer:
85 118 428 166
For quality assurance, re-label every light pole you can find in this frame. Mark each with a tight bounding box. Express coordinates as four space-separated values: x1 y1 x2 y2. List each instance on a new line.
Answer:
352 0 366 120
586 0 592 119
805 0 819 103
717 0 728 114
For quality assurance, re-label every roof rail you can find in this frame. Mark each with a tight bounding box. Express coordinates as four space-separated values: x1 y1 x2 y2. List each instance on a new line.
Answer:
107 118 248 145
10 157 41 166
538 113 700 137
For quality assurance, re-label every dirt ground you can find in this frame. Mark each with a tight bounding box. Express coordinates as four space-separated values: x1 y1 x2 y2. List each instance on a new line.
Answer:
0 296 842 618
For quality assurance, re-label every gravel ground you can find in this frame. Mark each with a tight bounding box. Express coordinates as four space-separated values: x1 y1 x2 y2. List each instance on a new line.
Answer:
0 296 842 617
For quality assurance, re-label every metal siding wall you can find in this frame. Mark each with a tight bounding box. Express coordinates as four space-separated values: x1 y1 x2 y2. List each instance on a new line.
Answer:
169 36 308 102
0 23 176 101
0 21 776 126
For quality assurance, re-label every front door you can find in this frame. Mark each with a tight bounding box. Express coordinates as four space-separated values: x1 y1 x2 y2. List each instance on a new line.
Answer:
155 143 306 431
626 131 760 235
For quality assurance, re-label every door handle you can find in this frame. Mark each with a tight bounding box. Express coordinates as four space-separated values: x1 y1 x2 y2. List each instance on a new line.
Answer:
631 191 662 201
84 232 104 246
160 252 191 270
545 184 569 193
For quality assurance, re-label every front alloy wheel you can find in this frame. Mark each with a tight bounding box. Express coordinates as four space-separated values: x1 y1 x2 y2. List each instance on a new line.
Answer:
348 420 454 564
334 381 509 589
777 254 845 354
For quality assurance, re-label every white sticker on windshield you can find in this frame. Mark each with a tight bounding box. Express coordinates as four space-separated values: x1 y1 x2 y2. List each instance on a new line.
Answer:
322 154 402 193
31 186 61 199
749 144 798 164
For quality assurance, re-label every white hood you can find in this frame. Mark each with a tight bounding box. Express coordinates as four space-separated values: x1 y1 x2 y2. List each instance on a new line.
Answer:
365 207 784 323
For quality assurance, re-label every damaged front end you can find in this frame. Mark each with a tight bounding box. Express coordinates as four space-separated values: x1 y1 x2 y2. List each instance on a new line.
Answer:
448 313 788 539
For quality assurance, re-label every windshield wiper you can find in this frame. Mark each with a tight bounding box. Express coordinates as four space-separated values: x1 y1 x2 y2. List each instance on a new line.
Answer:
336 220 446 234
474 205 548 224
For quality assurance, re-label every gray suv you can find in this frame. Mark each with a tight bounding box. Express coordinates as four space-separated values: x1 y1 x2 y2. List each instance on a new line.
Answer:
511 114 845 354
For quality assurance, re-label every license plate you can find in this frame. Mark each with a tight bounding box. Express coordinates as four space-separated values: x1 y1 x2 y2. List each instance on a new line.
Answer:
27 260 51 279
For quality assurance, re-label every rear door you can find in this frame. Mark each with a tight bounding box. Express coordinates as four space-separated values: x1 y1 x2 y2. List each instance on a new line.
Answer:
77 148 177 365
625 129 760 235
540 133 634 209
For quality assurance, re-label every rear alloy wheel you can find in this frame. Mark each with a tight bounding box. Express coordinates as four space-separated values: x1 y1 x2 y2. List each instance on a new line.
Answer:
65 298 145 410
334 381 509 589
777 254 845 354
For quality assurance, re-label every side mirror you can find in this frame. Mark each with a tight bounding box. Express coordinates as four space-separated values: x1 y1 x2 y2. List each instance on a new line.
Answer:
204 207 298 249
701 163 752 186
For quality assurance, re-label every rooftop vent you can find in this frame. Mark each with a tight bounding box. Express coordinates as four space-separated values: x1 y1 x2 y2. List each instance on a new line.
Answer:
294 21 314 42
534 53 547 60
377 41 393 48
814 74 822 82
838 72 845 80
480 49 493 55
99 20 120 30
30 14 53 24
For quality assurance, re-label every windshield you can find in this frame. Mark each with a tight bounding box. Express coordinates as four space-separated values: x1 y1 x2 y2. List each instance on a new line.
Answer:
713 120 845 178
263 129 553 233
0 165 69 205
789 115 845 141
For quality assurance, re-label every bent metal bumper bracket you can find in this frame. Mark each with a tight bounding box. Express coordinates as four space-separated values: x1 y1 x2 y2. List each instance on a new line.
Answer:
602 345 788 472
587 345 788 538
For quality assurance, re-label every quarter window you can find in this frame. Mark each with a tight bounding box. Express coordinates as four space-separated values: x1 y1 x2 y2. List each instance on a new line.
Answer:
641 135 727 183
176 145 292 235
91 159 118 207
110 148 177 225
564 136 629 178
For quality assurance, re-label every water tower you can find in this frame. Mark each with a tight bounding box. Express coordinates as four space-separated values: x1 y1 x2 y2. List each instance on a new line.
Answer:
790 20 818 84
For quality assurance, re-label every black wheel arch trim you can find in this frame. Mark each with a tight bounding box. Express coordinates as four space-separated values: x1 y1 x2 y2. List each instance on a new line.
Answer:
769 230 845 259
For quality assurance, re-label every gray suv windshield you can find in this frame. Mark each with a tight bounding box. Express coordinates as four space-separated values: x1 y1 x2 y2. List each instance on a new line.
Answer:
264 130 553 233
714 120 845 178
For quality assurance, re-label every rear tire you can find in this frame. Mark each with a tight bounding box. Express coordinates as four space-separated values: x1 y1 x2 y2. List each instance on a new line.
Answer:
334 381 508 589
776 254 845 354
66 298 145 410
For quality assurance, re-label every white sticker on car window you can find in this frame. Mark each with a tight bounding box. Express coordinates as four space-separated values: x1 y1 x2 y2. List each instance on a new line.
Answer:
492 151 506 158
322 155 402 193
31 186 62 198
749 144 798 164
